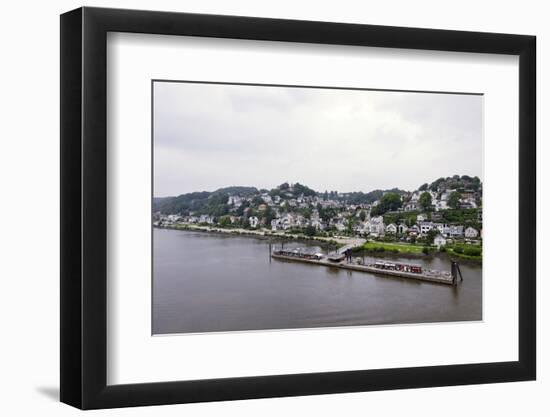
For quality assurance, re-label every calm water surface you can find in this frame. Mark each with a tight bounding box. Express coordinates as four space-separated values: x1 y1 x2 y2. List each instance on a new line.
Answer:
153 228 482 334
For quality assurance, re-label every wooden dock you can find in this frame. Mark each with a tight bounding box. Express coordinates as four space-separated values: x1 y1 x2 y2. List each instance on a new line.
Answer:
271 253 455 285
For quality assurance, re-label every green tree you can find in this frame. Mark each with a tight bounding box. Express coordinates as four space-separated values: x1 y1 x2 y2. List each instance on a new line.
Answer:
263 206 275 225
304 225 317 237
319 207 338 222
448 191 461 209
464 246 482 256
419 191 433 211
251 195 264 206
359 210 367 221
218 215 231 227
419 183 428 191
346 216 356 233
372 192 402 215
236 200 250 216
426 229 439 244
471 176 481 191
293 182 316 197
429 177 446 192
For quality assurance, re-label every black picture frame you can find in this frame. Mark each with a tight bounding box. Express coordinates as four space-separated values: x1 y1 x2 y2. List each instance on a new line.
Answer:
60 6 536 410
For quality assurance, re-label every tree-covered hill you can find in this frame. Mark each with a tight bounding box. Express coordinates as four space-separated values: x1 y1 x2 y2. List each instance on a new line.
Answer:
341 188 405 205
153 186 258 215
419 175 482 193
153 175 481 216
214 186 258 196
268 182 317 199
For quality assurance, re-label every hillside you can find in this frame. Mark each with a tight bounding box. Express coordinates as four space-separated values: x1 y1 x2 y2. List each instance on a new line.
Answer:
153 186 257 215
419 175 482 193
153 176 480 216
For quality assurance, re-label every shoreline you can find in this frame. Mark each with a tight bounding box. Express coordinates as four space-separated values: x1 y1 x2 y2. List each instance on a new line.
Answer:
155 224 359 248
354 249 482 265
154 224 481 264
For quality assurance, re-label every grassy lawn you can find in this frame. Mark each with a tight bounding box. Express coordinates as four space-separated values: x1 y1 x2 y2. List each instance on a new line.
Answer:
359 241 482 261
445 244 482 261
359 241 426 254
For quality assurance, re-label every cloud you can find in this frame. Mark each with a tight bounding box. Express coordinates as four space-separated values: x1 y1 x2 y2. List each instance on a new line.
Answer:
153 81 483 197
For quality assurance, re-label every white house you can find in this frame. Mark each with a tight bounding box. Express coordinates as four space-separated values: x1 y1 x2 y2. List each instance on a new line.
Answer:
419 221 434 235
367 216 385 235
311 218 325 231
434 234 447 247
417 214 427 222
271 218 281 231
295 215 307 227
434 223 450 237
385 223 398 234
465 227 479 238
261 194 273 205
449 225 464 237
404 201 418 211
166 214 181 223
248 216 259 228
397 223 408 234
280 213 295 230
334 220 346 232
199 214 214 224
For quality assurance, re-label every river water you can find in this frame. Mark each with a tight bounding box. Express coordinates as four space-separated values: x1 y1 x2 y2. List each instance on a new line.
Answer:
153 228 482 334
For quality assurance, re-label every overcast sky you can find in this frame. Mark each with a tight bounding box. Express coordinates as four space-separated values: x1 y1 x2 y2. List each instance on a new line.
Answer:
153 81 482 197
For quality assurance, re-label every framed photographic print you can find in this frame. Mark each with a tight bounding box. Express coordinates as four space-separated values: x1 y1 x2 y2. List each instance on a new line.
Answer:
60 7 536 409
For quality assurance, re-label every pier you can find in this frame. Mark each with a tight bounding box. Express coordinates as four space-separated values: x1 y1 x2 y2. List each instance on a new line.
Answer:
271 250 457 285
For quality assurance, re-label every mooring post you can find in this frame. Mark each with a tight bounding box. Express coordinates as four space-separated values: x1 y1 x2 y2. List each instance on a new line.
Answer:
451 261 464 285
451 261 457 286
456 262 464 281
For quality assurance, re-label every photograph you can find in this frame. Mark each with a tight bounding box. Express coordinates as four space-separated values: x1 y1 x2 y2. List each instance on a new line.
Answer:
52 3 540 412
152 81 483 335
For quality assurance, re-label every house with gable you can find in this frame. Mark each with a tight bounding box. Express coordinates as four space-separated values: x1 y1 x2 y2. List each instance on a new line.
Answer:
385 223 398 234
465 226 479 238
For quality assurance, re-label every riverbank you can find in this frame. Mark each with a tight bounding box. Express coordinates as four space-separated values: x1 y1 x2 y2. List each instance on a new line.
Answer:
353 241 482 263
155 224 365 249
155 224 481 263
